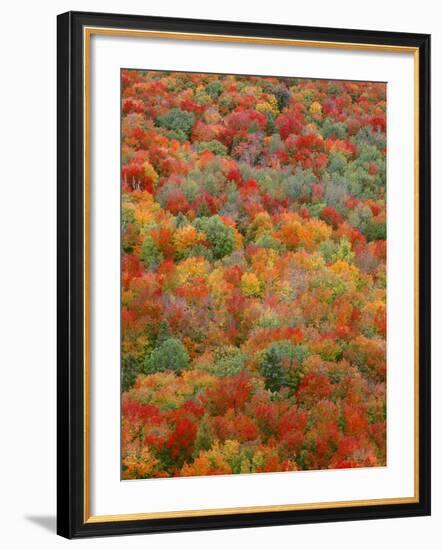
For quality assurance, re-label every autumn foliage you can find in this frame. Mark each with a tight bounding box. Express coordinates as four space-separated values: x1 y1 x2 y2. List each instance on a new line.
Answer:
121 70 387 479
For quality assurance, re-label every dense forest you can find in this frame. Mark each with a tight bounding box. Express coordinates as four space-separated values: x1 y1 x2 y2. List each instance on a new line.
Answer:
120 69 387 479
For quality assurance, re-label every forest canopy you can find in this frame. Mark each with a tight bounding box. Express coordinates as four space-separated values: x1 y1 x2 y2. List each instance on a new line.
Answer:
121 70 387 479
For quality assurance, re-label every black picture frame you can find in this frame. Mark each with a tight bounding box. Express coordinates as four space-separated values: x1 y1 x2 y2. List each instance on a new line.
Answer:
57 10 431 539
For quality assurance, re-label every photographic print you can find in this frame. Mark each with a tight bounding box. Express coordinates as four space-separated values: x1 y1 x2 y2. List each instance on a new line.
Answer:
120 70 387 480
57 12 430 537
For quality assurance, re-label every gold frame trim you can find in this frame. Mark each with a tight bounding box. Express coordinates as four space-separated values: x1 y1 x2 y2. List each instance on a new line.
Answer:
83 27 420 524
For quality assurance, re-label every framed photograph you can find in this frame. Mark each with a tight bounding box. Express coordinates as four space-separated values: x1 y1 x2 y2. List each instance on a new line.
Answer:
57 11 431 538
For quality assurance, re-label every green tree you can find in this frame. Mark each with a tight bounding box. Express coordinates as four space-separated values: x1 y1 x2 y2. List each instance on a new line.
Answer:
333 237 355 263
193 414 215 455
212 346 245 377
322 118 348 139
121 204 136 230
205 80 223 99
194 215 235 259
365 219 386 241
156 320 172 345
122 354 142 392
175 212 190 228
140 234 163 270
260 345 284 392
144 337 189 375
156 108 195 141
327 152 348 175
194 140 228 156
260 341 309 392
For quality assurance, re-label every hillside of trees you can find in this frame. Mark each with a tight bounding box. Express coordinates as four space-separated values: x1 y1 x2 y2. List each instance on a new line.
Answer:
121 69 387 478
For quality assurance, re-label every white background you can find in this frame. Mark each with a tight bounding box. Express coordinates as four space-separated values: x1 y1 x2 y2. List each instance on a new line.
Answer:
91 34 414 515
0 0 440 548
